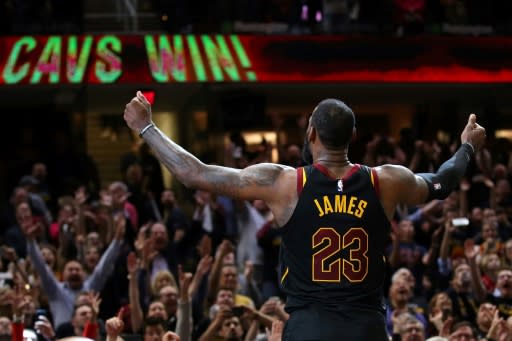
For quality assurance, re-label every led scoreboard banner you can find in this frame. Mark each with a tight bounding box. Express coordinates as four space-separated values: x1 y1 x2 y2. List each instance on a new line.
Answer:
1 34 512 84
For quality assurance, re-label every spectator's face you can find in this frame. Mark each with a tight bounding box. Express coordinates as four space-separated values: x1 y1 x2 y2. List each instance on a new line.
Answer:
483 209 496 220
84 247 100 270
150 223 168 250
57 205 74 224
453 264 472 288
398 220 414 241
86 232 102 249
41 247 56 267
493 164 508 179
144 325 165 341
470 207 483 223
194 190 212 206
400 321 425 341
477 303 495 330
222 252 235 265
32 163 47 181
63 261 85 289
286 145 301 166
159 285 178 315
433 293 452 314
108 184 127 206
0 317 11 335
496 179 511 196
505 240 512 260
481 222 498 241
216 289 234 307
451 257 467 271
161 190 176 206
483 253 501 272
220 266 238 290
394 268 415 290
75 293 92 306
15 202 32 225
21 296 36 316
72 305 93 328
218 316 243 340
12 188 28 206
497 270 512 298
155 275 172 293
147 301 167 320
126 164 143 184
449 325 476 340
390 279 411 304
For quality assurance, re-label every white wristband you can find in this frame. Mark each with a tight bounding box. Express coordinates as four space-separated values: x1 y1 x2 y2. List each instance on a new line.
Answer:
139 123 154 137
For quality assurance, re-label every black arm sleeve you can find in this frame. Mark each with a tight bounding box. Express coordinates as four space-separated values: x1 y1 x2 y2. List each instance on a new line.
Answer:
417 143 474 201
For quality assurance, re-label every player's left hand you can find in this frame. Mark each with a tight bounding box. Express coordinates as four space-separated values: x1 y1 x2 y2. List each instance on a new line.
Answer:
124 91 153 132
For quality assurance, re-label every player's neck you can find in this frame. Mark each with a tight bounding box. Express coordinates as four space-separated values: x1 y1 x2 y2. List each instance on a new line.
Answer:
315 150 350 165
314 151 352 175
315 158 351 168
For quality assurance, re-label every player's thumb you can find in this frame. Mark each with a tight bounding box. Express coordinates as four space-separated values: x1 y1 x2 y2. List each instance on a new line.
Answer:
467 113 476 127
136 91 150 106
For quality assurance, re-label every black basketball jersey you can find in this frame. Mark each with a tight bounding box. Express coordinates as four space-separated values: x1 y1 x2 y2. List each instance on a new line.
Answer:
279 163 390 312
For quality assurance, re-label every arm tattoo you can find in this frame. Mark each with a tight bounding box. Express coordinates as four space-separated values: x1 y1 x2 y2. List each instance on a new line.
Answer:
207 164 283 197
142 126 204 185
238 166 281 187
142 126 285 198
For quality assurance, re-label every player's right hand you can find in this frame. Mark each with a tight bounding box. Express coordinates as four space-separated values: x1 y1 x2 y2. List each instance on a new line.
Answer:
461 113 486 151
124 91 153 133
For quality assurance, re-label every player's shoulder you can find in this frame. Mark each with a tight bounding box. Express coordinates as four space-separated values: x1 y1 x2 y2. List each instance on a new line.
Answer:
373 163 412 176
246 162 298 190
249 162 296 172
243 162 296 180
372 164 416 185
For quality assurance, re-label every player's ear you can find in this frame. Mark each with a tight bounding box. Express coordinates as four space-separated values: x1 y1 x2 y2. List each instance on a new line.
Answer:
351 128 357 141
309 126 317 142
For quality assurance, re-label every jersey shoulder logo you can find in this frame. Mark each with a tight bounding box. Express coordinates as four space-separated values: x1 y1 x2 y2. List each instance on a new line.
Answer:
337 179 343 192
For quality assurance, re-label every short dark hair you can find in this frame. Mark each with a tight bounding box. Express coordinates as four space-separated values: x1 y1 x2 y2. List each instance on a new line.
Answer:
311 99 355 149
450 320 476 336
72 303 93 317
217 287 236 295
143 316 168 333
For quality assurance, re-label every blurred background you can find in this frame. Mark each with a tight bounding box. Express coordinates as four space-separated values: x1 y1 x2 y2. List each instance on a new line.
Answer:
0 0 511 206
1 2 512 340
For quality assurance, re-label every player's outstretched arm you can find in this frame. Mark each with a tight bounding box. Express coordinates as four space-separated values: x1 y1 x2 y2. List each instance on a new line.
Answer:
415 113 486 201
377 113 486 217
123 91 295 204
